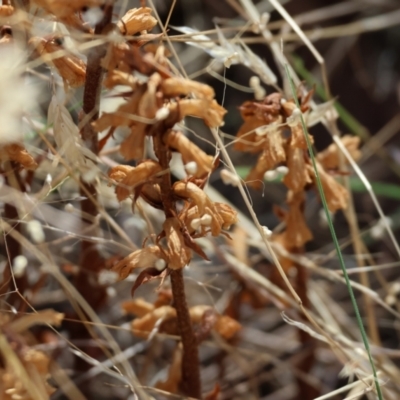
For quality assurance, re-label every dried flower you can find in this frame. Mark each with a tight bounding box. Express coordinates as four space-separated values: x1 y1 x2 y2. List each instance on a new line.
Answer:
165 131 214 178
309 162 348 212
246 122 286 188
317 135 361 170
175 181 237 237
29 36 86 88
109 160 163 202
274 191 313 249
111 245 166 281
163 218 192 269
169 99 226 127
0 144 37 170
132 305 176 338
117 7 158 36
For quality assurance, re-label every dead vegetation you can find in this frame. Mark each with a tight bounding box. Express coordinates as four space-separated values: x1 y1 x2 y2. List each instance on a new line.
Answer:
0 0 400 399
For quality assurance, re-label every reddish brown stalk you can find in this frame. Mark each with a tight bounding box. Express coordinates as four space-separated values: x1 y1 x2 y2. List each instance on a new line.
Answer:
153 132 202 399
70 2 114 380
75 2 114 309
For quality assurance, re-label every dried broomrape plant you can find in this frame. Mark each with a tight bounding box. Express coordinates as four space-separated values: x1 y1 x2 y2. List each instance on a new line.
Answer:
0 1 389 400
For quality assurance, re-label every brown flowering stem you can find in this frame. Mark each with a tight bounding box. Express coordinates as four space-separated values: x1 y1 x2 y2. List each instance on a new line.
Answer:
75 2 114 309
154 132 202 399
70 3 114 381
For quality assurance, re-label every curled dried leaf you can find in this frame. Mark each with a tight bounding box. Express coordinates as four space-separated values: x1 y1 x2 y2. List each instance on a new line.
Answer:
109 160 162 201
234 118 266 153
317 135 361 170
111 245 165 281
274 191 313 249
163 218 192 269
164 131 213 178
117 7 158 36
310 162 348 212
282 146 311 193
0 144 37 170
29 36 86 88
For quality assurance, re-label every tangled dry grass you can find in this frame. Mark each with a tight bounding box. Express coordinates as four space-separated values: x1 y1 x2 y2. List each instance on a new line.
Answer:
1 0 400 399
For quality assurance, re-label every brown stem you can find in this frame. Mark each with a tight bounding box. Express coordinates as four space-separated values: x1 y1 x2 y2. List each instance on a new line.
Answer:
170 269 201 398
70 3 114 381
75 2 114 309
154 132 202 399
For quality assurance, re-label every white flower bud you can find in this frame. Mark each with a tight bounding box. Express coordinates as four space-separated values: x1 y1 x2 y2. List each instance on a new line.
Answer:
220 169 240 186
190 218 201 230
200 214 212 226
155 107 170 121
224 52 240 68
26 220 45 244
155 258 166 271
275 166 289 176
98 270 118 285
106 287 116 298
264 170 279 181
13 255 27 278
184 161 198 176
64 203 75 212
370 217 392 239
45 173 52 186
262 226 272 238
